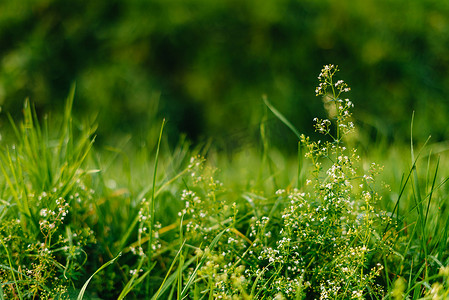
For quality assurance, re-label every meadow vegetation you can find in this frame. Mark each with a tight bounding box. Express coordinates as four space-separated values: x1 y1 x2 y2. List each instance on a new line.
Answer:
1 66 449 299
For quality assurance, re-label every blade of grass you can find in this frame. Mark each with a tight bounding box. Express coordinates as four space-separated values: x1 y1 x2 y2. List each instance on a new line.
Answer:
144 118 166 296
180 228 227 298
117 259 155 300
151 240 186 300
0 150 22 213
383 135 431 236
424 157 439 229
257 105 269 187
76 252 121 300
263 95 301 139
262 96 305 189
148 119 166 259
410 113 432 277
1 239 23 300
177 215 184 300
151 254 198 300
297 141 302 188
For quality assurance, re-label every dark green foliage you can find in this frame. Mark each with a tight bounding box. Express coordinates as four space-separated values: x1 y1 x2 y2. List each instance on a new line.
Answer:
0 0 448 149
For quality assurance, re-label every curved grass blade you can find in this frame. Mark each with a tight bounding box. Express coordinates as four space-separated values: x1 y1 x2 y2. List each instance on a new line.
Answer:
263 95 301 140
76 252 121 300
151 240 186 300
180 228 227 298
117 259 155 300
1 239 24 300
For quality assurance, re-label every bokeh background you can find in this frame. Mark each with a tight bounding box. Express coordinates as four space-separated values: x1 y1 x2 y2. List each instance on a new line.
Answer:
1 0 448 152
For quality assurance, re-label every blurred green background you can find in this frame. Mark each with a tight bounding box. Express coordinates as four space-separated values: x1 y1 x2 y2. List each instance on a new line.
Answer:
1 0 448 152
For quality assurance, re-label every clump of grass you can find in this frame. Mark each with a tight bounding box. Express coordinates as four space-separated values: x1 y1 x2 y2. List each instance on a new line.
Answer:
0 87 97 298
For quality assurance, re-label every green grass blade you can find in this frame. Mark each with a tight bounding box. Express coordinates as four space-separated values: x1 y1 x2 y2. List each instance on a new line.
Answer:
151 255 197 300
1 239 23 300
0 151 21 212
151 240 186 300
180 228 227 298
383 135 431 236
297 141 302 188
148 119 166 259
263 95 301 140
424 157 439 226
117 258 155 300
118 214 141 251
76 252 121 300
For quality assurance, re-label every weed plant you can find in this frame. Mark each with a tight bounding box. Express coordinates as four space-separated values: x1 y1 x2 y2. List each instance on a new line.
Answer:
174 65 391 299
1 66 449 299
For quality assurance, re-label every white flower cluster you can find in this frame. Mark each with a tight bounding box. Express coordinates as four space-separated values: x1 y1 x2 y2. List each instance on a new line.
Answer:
38 197 69 235
316 64 351 97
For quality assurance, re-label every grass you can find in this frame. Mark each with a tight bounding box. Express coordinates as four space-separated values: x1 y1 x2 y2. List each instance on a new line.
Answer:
1 66 449 299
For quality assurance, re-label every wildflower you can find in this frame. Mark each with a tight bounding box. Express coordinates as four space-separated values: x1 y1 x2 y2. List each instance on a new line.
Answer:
40 208 48 217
